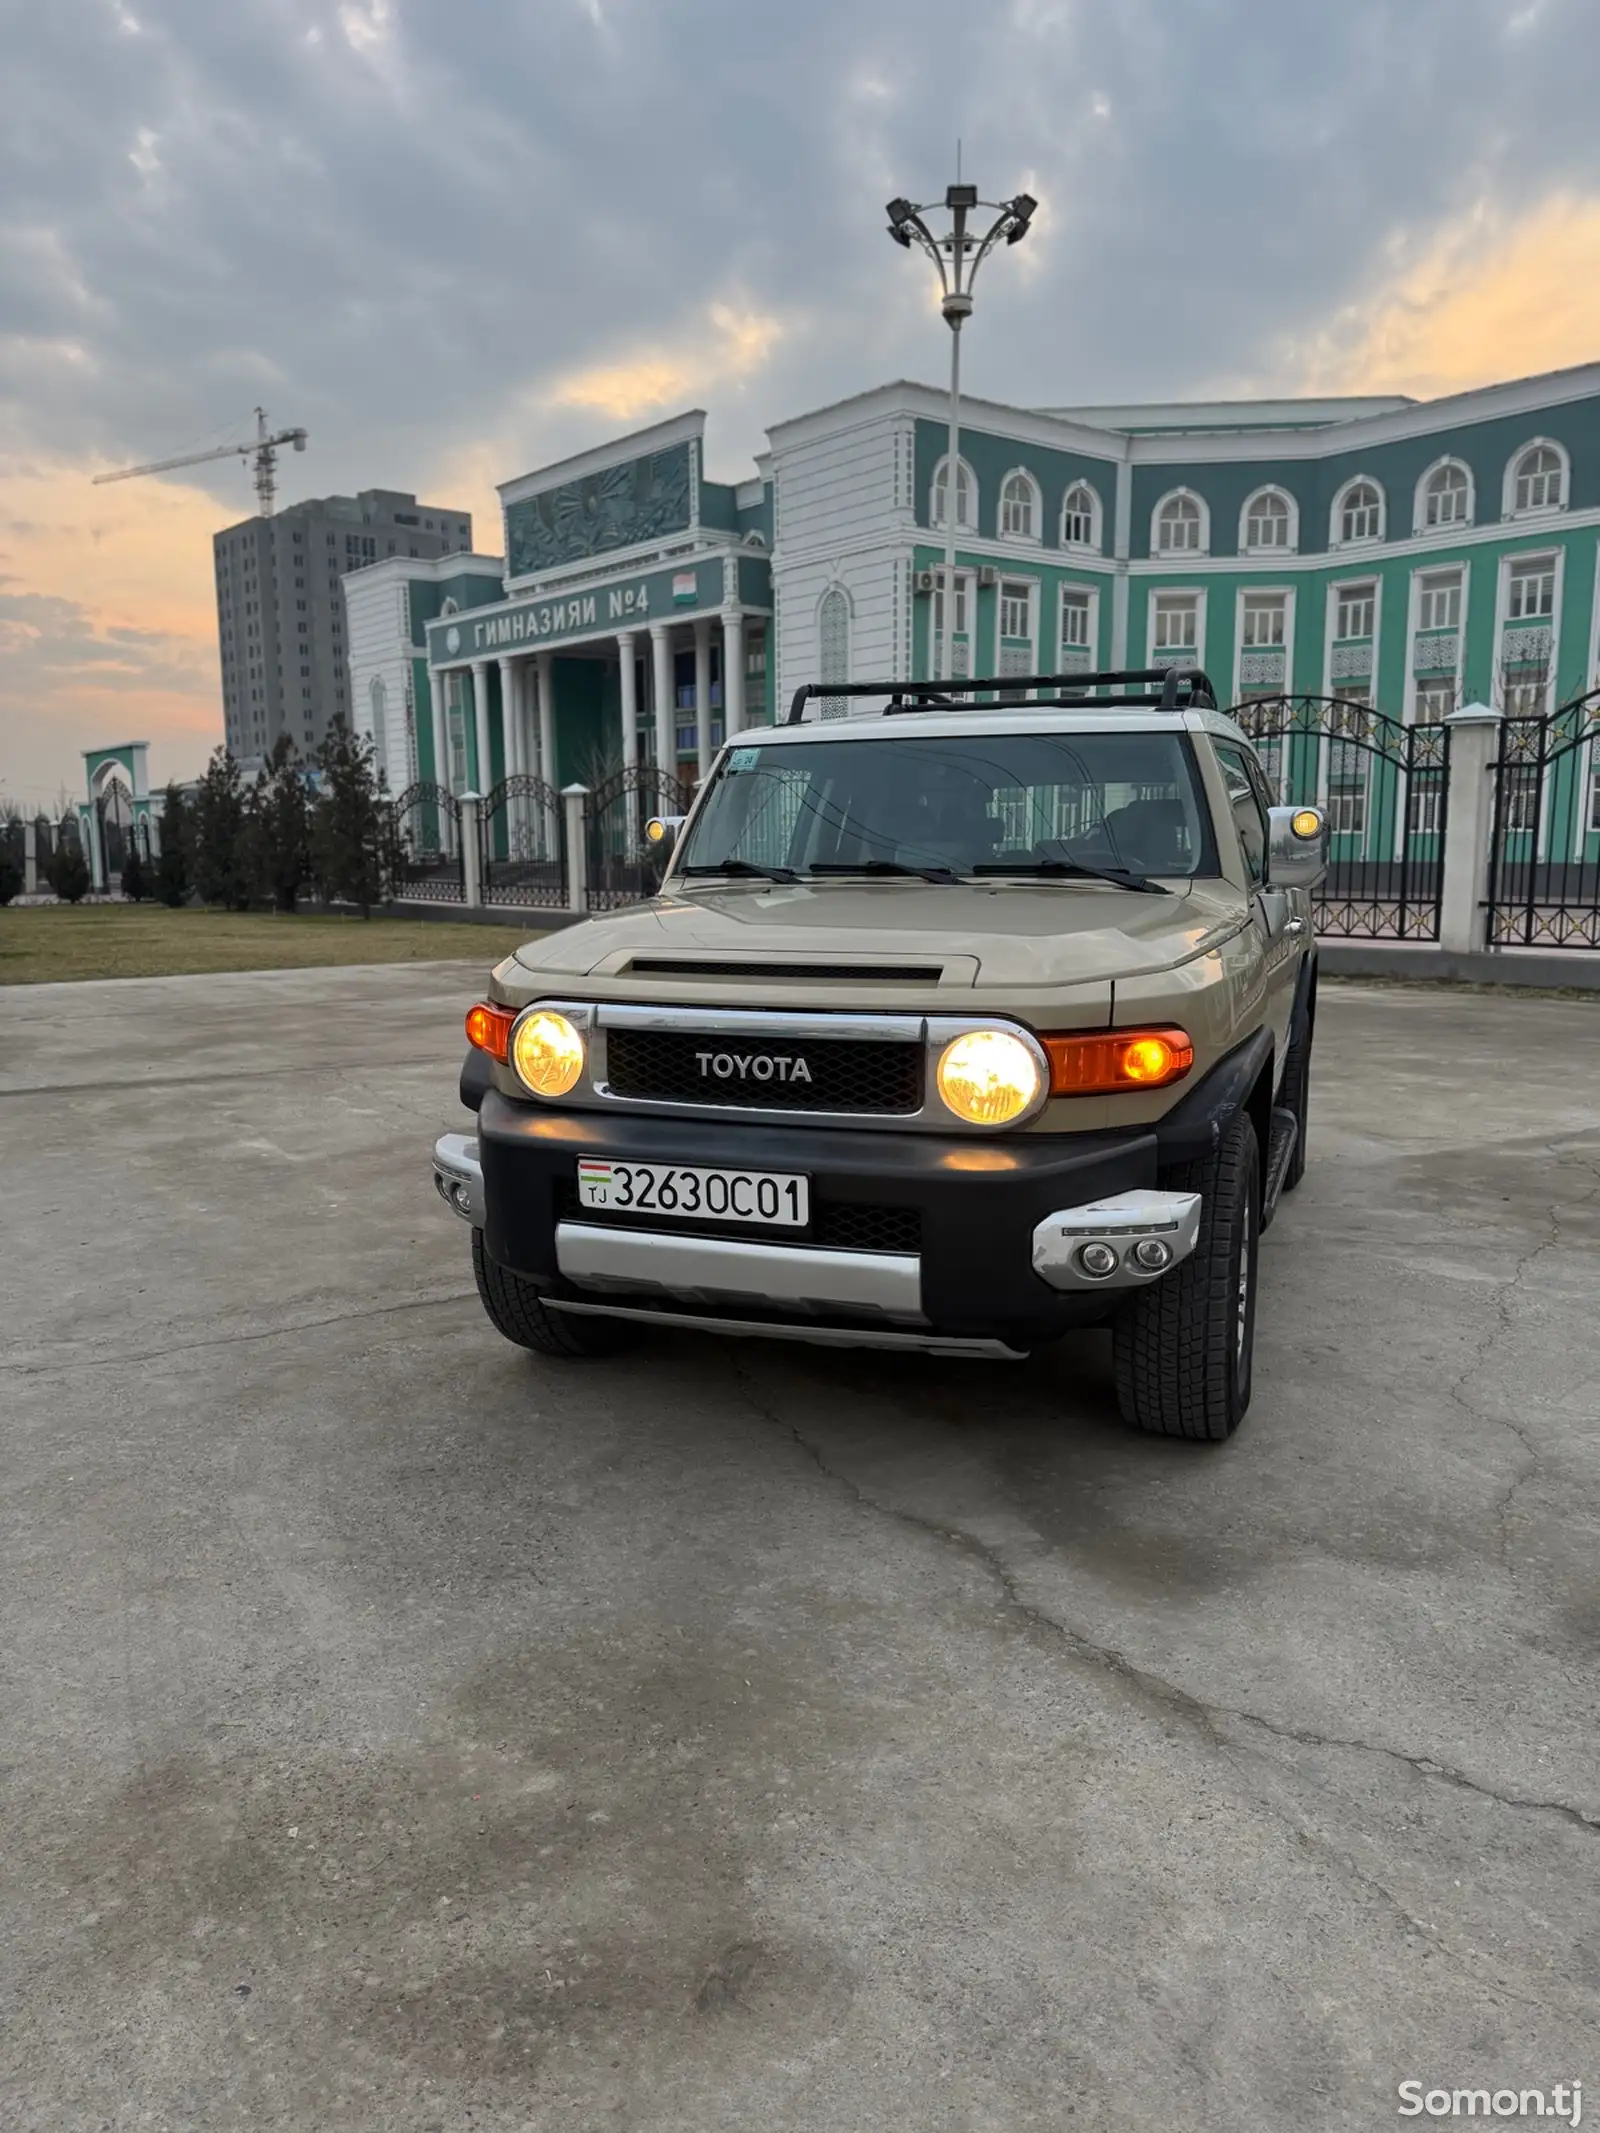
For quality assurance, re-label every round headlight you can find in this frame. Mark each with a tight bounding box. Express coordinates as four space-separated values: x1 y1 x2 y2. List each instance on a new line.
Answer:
510 1009 586 1098
935 1029 1042 1126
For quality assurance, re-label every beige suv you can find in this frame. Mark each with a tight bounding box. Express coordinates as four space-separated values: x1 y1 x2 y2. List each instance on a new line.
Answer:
433 667 1327 1441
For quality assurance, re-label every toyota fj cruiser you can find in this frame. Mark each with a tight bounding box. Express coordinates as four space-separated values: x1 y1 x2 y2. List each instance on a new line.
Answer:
433 667 1327 1440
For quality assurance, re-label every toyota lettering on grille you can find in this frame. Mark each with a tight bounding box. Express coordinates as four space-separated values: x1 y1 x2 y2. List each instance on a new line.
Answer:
695 1049 813 1086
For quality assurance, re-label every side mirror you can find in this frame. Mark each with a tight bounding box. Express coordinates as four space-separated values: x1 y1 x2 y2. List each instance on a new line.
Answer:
1267 804 1329 890
644 814 685 862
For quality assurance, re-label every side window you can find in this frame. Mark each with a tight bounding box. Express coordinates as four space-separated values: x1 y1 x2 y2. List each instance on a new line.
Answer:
1213 741 1269 885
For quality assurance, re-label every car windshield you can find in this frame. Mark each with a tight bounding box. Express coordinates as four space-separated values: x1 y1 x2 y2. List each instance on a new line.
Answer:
678 729 1217 881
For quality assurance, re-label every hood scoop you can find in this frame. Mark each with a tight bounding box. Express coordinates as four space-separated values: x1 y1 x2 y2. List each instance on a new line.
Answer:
623 957 947 983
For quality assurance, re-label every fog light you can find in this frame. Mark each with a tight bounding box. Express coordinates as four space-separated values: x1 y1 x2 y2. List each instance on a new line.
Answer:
1077 1240 1119 1278
451 1181 471 1216
1132 1236 1173 1272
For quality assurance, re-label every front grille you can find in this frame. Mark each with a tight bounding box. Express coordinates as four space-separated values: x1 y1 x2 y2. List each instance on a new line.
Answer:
602 1028 923 1114
557 1180 920 1256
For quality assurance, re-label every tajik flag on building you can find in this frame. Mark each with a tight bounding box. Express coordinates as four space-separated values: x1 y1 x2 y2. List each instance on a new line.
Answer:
672 572 697 604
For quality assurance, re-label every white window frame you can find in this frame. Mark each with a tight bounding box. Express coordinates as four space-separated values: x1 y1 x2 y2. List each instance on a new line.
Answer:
1058 582 1097 656
1503 437 1569 519
1148 587 1206 662
1491 546 1565 737
997 576 1036 645
1413 456 1474 534
1151 487 1210 558
1415 565 1464 633
930 454 978 531
1330 474 1385 547
1506 555 1557 621
1238 485 1298 555
1060 481 1103 552
1403 558 1470 727
1333 580 1378 641
998 468 1042 543
1324 576 1382 700
931 567 976 673
1239 589 1290 649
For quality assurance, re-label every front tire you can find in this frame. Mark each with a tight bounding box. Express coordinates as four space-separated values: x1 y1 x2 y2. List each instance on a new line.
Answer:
1111 1114 1259 1441
471 1229 632 1357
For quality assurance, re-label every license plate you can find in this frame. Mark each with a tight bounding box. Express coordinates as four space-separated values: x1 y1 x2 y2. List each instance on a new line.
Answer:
575 1157 809 1228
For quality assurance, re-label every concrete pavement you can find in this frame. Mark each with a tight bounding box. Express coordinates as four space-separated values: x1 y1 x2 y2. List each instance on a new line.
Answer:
1 964 1596 2131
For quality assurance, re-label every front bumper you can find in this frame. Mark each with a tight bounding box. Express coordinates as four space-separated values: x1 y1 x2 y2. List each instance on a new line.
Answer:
435 1093 1202 1350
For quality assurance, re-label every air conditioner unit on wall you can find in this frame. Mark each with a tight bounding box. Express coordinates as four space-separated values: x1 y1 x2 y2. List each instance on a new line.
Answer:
915 569 937 594
977 566 999 589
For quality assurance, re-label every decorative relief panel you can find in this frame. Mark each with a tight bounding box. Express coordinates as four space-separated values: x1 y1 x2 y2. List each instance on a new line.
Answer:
506 443 693 576
1239 649 1287 687
1501 624 1554 667
1413 631 1460 673
1330 642 1373 680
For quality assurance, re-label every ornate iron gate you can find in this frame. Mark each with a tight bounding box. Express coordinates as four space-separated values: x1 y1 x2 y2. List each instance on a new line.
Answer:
478 775 566 908
1485 685 1600 949
1231 694 1450 941
584 767 694 912
389 781 464 903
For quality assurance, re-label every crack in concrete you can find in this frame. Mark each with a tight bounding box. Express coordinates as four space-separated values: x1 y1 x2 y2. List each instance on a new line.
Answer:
1442 1152 1600 1568
4 1288 477 1378
726 1356 1600 1842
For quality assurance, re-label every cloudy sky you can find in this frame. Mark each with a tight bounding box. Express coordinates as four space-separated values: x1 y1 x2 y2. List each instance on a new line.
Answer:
4 0 1600 804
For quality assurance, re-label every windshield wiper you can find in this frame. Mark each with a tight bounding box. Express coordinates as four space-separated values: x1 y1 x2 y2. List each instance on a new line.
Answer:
971 858 1170 895
680 858 799 883
805 859 969 884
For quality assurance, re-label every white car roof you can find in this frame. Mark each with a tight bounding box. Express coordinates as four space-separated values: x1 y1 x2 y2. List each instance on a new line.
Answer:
731 704 1249 748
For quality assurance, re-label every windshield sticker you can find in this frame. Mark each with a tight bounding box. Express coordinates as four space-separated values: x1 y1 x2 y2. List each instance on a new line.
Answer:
727 747 762 772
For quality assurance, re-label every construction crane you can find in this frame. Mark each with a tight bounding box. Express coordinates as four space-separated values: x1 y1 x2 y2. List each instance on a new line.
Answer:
92 406 308 516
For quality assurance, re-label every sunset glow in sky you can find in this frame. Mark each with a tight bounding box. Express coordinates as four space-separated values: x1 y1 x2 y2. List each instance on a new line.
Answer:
5 0 1600 804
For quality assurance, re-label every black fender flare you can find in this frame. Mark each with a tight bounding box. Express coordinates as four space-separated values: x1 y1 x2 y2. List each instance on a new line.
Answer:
460 1046 494 1113
1154 1026 1275 1168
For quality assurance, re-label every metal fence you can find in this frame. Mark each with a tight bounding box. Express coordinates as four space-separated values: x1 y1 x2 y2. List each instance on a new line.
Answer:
1231 694 1451 941
583 767 694 912
1485 685 1600 950
478 775 566 909
390 781 465 904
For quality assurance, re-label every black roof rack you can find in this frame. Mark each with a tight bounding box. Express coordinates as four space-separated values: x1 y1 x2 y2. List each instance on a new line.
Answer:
784 667 1218 725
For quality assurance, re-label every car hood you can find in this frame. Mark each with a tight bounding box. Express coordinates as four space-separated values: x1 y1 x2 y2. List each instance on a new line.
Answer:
512 878 1249 990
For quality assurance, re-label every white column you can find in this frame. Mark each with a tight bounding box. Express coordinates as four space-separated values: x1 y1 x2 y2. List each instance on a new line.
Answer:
562 785 589 914
721 608 746 737
85 806 105 892
534 650 555 785
616 630 639 775
1439 702 1501 955
496 657 518 786
650 623 674 780
459 788 483 909
693 617 714 782
471 660 492 796
429 668 450 794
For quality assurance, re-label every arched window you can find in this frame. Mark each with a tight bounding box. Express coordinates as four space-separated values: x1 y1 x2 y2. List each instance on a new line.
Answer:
1509 441 1566 514
818 586 850 717
439 595 459 617
1061 482 1100 549
999 469 1040 540
931 456 975 530
1334 478 1383 545
1241 487 1294 552
1419 459 1472 530
1154 490 1206 555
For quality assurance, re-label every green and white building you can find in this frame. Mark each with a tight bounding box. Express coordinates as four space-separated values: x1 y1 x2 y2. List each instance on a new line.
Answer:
345 362 1600 837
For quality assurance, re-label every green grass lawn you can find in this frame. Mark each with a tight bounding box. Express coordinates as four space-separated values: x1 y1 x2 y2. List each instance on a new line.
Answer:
0 903 546 984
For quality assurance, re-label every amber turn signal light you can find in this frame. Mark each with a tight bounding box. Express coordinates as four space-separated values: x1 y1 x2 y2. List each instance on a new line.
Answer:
465 1001 514 1063
1043 1028 1195 1096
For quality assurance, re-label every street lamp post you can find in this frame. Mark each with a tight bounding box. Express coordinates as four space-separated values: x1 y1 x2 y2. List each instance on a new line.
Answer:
887 184 1036 684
